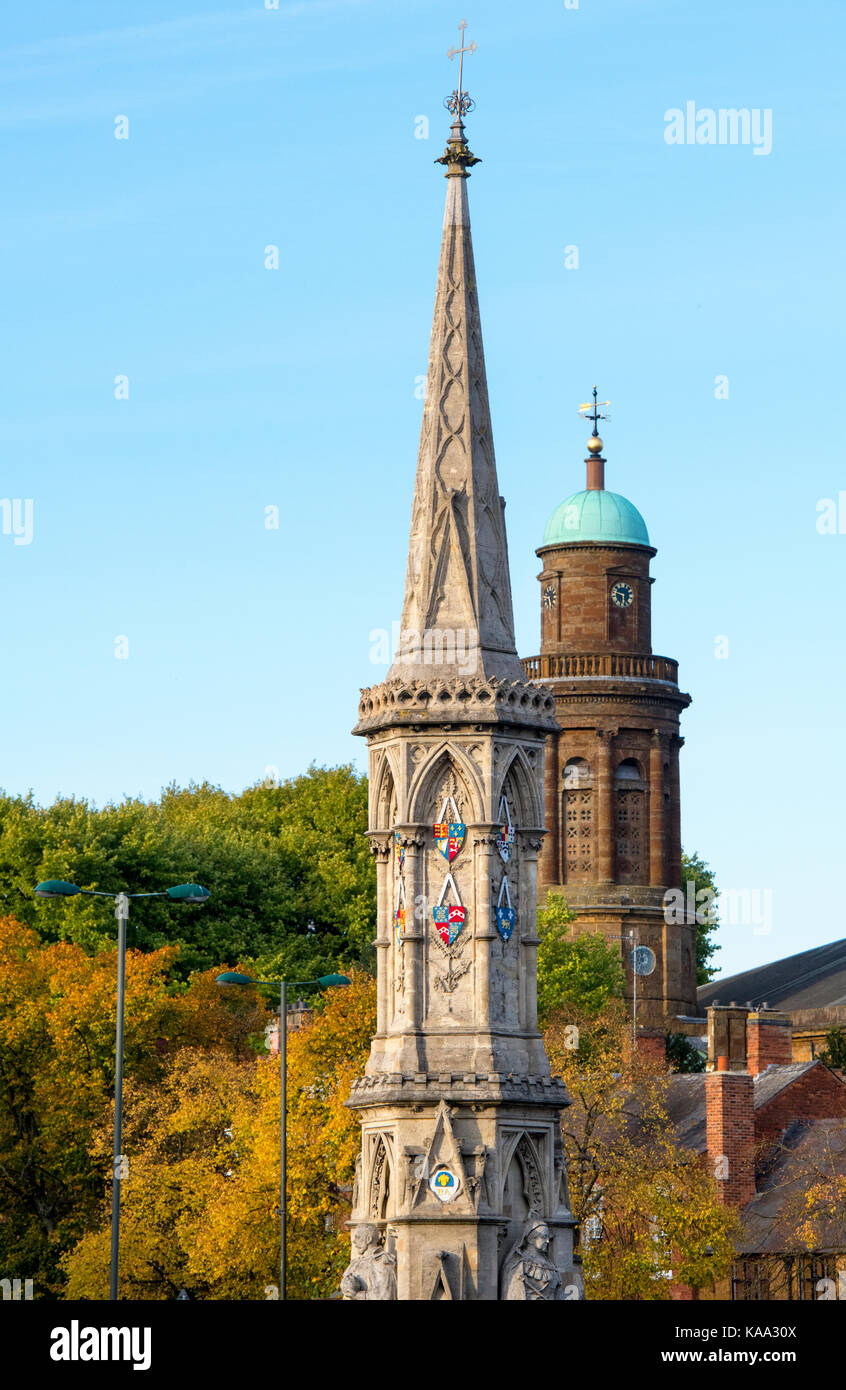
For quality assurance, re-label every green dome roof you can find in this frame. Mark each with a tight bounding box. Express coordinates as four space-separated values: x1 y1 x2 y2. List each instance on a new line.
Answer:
542 489 650 547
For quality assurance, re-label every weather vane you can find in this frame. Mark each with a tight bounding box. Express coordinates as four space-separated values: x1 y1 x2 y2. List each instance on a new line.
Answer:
445 19 477 118
578 386 611 436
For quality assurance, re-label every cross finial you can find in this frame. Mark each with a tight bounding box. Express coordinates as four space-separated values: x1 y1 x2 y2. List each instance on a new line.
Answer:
436 18 481 176
445 18 477 119
578 386 611 437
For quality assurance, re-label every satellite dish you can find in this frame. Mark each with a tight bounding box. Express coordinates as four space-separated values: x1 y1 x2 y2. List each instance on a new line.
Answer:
631 945 656 977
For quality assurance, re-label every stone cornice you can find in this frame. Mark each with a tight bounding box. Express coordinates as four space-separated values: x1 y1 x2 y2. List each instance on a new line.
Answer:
347 1071 570 1110
353 675 560 736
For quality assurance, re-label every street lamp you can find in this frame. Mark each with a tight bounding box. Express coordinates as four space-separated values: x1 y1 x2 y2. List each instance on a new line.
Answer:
34 878 210 1300
215 969 350 1300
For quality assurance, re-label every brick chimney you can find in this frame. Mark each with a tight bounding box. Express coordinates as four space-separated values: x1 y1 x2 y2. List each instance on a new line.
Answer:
705 1005 756 1209
747 1007 793 1076
706 1057 756 1208
706 1001 748 1072
635 1027 667 1066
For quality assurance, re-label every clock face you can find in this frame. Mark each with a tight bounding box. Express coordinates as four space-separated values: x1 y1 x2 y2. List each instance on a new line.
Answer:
542 584 557 610
610 581 634 609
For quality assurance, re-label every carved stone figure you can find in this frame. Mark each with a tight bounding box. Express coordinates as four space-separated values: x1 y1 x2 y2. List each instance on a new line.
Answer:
500 1215 564 1301
340 1223 397 1301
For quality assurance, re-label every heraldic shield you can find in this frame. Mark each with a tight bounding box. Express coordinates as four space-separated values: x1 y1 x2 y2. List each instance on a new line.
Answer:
433 903 466 947
433 872 466 946
494 877 516 942
434 822 465 863
433 795 465 863
394 877 407 943
495 794 515 864
494 906 516 942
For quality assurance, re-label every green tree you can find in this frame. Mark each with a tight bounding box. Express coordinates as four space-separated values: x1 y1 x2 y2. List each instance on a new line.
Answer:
681 849 720 984
819 1026 846 1070
536 894 625 1026
665 1032 705 1073
0 765 375 978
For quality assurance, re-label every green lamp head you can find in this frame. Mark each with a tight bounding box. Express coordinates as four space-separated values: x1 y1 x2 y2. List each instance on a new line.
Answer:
167 884 210 903
317 974 351 989
215 972 255 986
34 880 81 898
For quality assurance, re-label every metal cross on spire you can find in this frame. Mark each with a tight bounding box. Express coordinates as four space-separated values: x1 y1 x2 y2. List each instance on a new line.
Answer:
445 19 477 118
578 386 611 435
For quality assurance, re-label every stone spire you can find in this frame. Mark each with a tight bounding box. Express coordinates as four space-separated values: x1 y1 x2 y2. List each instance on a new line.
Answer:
387 113 524 685
346 65 578 1299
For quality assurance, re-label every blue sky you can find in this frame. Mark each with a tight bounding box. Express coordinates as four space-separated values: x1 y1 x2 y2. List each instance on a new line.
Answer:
1 0 844 978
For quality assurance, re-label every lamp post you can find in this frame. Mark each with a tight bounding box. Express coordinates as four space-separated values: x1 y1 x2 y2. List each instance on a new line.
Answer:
215 969 350 1300
34 878 210 1300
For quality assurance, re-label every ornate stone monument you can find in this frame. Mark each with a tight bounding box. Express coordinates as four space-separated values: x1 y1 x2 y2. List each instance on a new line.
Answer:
344 30 582 1301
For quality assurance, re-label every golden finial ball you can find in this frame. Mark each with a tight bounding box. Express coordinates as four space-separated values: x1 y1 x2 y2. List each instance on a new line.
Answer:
587 434 604 455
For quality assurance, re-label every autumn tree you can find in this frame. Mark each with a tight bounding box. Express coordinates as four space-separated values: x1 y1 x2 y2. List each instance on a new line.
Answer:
0 917 264 1295
544 1001 739 1299
62 1049 268 1300
738 1118 846 1298
61 973 377 1301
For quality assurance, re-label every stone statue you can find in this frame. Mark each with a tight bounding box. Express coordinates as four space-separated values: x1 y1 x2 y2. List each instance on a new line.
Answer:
340 1223 397 1301
500 1215 564 1301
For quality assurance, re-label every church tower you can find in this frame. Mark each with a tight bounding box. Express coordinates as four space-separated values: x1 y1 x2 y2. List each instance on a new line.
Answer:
346 51 580 1301
522 398 696 1024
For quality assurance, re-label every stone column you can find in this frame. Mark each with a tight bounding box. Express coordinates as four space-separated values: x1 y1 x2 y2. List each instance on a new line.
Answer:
371 835 393 1036
596 729 615 882
401 834 426 1039
518 834 543 1035
473 828 499 1070
648 732 666 887
541 730 560 888
667 736 683 889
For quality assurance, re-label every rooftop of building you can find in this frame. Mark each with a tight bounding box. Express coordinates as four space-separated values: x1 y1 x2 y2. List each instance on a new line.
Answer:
663 1061 826 1156
698 938 846 1013
738 1118 846 1255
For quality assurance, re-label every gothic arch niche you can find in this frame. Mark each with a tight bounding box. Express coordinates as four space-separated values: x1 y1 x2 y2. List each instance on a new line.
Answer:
367 1133 393 1223
563 757 594 883
495 746 542 828
406 744 483 827
501 1132 547 1257
615 758 646 883
411 749 477 1023
373 756 402 1022
371 752 399 832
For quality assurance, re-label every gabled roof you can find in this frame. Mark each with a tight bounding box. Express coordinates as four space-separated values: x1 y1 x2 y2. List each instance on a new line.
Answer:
752 1061 819 1106
665 1060 842 1155
738 1119 846 1254
664 1073 707 1153
698 938 846 1012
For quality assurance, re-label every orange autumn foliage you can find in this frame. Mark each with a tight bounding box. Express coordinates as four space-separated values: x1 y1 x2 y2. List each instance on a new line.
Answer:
60 971 376 1300
0 915 264 1293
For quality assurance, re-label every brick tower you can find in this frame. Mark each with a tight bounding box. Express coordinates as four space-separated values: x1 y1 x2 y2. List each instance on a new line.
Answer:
345 65 580 1301
522 400 696 1024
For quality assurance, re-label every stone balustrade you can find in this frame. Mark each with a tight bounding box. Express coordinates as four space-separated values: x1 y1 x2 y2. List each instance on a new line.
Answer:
522 652 679 684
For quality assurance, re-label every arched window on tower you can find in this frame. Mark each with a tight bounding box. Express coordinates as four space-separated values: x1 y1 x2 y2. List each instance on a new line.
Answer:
615 758 646 883
563 758 593 882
